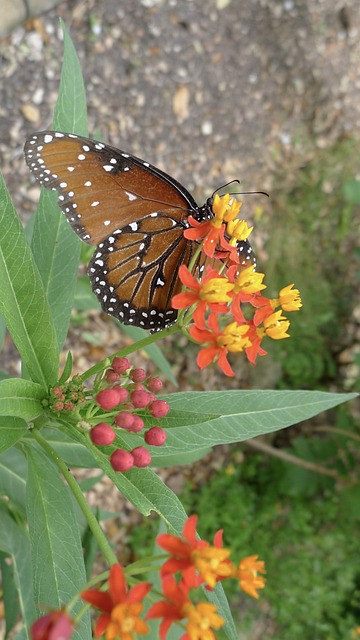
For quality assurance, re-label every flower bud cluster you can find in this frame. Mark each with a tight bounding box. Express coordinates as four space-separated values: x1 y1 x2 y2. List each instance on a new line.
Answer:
90 357 169 472
48 375 86 413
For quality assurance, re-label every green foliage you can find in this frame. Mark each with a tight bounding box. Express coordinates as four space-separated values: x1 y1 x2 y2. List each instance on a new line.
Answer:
178 451 360 639
263 141 360 388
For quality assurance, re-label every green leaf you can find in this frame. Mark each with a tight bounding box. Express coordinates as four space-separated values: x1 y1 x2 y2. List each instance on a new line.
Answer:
0 503 36 635
53 20 88 135
0 447 27 513
0 311 6 352
74 275 100 311
0 379 45 420
44 429 98 467
58 351 73 384
25 445 91 639
0 173 59 387
0 416 28 454
149 390 358 460
30 21 88 351
0 550 20 638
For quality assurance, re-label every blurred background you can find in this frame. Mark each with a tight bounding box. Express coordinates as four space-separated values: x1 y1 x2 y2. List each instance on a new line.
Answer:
0 1 359 637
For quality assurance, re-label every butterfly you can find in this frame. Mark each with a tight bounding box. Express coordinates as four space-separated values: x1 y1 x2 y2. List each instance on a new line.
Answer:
24 131 255 330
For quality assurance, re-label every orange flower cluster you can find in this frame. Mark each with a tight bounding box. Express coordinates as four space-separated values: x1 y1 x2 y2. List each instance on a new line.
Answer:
172 194 302 376
31 516 266 640
81 515 266 640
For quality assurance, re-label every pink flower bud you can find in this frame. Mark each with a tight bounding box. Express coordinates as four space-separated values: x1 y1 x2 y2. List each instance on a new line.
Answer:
105 369 120 384
112 357 131 374
90 423 116 446
126 414 144 433
114 411 134 429
130 368 147 383
96 386 128 410
64 401 74 411
148 399 170 418
146 377 163 393
145 426 167 446
131 446 152 468
52 386 64 398
110 449 134 472
53 401 64 412
131 389 152 409
31 609 74 640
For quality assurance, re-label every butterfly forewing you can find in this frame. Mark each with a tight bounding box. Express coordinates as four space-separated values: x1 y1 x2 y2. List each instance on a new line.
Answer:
24 131 197 245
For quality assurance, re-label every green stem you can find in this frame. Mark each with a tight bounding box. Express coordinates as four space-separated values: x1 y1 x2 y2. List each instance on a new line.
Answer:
81 322 180 382
31 429 117 566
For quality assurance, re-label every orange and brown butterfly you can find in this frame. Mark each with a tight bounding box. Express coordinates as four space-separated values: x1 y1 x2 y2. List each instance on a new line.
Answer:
24 131 255 329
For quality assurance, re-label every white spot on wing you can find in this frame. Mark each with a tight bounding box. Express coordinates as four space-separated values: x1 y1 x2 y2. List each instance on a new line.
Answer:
44 134 53 143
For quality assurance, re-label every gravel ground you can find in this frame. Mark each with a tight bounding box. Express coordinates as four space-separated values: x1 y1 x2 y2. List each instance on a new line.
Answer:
1 0 359 212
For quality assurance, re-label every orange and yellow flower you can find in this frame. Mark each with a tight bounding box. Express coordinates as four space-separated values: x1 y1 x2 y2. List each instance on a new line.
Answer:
233 555 266 599
171 193 302 376
189 314 252 377
81 564 151 639
147 574 224 640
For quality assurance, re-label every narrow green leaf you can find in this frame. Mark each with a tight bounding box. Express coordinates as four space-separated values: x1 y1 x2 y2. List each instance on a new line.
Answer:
25 445 91 640
0 416 28 453
149 390 358 458
0 173 59 387
53 20 88 135
0 379 45 420
74 275 100 311
30 21 88 351
0 448 27 513
0 311 6 352
44 429 98 467
0 550 20 639
58 351 73 384
0 503 36 635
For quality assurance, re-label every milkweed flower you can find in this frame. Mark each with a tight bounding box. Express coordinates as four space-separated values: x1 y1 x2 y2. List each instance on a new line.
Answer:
146 574 224 640
81 564 151 639
262 310 290 339
173 192 302 375
158 515 232 588
172 265 233 328
185 194 245 260
276 283 302 312
232 555 266 599
189 314 252 377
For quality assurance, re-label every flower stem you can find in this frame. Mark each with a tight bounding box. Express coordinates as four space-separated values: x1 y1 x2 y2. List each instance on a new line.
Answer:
80 322 180 382
31 429 117 566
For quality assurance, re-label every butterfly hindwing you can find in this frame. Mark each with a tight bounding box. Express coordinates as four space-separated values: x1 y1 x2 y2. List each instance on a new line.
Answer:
88 212 195 329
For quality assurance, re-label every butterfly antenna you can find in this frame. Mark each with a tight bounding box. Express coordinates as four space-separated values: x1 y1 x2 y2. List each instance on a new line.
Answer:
212 180 269 199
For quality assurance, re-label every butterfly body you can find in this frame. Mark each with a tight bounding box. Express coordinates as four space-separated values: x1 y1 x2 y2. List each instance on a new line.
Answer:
24 131 254 329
